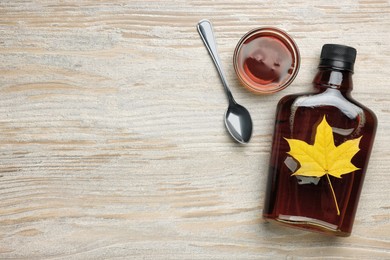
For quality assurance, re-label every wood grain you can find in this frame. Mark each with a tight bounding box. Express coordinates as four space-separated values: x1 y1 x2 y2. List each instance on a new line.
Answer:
0 1 389 259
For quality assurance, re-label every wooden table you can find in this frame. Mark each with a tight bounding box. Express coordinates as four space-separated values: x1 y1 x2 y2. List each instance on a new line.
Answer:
1 1 389 259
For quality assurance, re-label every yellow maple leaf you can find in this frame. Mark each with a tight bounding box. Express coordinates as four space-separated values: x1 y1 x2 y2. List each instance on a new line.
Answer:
284 116 362 215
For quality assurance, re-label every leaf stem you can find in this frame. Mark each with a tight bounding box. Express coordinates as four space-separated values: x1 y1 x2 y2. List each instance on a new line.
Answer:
326 173 340 216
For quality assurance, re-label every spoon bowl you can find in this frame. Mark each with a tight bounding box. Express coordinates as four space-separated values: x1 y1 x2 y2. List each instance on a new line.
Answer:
225 103 253 144
197 19 253 144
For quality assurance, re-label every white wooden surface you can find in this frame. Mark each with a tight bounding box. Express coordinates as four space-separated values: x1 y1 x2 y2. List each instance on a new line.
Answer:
0 1 389 259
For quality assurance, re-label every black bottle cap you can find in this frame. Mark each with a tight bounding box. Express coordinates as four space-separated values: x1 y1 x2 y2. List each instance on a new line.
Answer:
319 44 357 72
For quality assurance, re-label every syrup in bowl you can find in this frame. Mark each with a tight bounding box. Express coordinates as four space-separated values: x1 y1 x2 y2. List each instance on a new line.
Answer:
234 28 300 94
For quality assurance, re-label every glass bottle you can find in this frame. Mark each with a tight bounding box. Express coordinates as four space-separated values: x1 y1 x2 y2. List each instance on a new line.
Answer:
263 44 377 236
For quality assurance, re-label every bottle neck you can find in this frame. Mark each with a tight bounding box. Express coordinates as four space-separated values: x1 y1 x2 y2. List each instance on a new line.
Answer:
313 68 353 93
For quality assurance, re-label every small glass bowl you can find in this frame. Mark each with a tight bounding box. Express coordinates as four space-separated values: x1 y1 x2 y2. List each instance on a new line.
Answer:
233 27 300 94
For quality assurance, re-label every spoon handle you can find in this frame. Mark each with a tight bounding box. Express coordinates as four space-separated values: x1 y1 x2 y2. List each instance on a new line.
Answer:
197 19 234 104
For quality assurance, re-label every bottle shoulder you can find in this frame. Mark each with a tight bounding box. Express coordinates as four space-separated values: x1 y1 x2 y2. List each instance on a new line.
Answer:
347 97 378 125
277 89 376 121
275 89 377 141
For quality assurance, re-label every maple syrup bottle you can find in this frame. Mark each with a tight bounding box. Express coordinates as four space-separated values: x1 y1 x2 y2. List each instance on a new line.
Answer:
263 44 377 236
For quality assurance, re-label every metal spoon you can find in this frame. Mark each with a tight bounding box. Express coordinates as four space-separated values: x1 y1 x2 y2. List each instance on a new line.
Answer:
197 19 253 144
